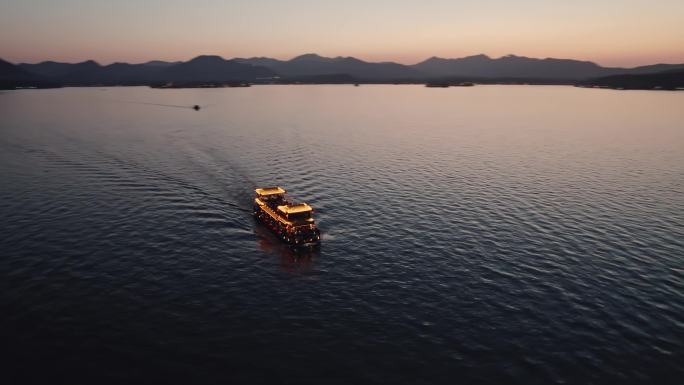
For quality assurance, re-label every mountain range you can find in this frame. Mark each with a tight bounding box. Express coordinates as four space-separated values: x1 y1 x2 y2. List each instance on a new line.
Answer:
2 53 684 89
579 68 684 90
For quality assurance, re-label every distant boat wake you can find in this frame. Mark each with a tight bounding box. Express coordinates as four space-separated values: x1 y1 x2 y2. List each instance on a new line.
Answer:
103 96 258 208
104 98 208 110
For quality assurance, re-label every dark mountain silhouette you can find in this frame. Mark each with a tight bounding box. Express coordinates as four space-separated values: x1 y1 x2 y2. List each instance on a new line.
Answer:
158 55 275 82
3 53 684 89
609 63 684 75
412 54 684 79
1 58 35 81
13 55 275 86
236 53 421 79
582 68 684 90
290 53 336 62
19 60 101 80
233 57 284 68
142 60 181 67
19 61 78 78
19 60 149 85
93 63 163 83
1 59 60 88
414 54 604 79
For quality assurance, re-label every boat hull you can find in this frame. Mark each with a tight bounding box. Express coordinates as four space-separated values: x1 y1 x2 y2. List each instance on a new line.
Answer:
253 204 321 247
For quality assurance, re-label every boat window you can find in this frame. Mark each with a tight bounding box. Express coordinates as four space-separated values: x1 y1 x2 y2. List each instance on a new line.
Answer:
288 212 311 221
263 195 284 205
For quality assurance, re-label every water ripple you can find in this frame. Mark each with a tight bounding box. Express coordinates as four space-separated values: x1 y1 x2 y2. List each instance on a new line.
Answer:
1 86 683 384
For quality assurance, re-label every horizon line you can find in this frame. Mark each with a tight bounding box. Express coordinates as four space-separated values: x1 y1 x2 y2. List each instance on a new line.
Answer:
7 52 684 69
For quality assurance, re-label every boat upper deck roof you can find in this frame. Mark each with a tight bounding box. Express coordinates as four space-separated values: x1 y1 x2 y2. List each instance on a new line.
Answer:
255 187 286 196
277 203 312 214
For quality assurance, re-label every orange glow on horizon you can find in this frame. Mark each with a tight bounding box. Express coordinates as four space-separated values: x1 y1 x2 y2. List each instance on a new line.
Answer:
1 0 682 67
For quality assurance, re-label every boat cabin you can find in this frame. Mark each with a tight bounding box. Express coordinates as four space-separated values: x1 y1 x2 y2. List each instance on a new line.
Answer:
277 203 314 224
255 187 286 206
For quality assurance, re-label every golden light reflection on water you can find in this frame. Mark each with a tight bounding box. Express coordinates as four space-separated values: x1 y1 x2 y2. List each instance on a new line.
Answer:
253 222 317 274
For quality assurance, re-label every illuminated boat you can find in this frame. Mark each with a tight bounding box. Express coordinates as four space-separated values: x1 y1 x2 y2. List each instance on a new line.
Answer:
253 187 321 246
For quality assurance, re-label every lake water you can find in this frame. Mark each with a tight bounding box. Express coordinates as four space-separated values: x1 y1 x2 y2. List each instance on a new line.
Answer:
1 85 683 384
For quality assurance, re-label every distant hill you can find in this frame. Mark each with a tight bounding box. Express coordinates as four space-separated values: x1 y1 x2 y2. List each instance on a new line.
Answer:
414 55 607 79
1 59 60 89
616 63 684 75
14 55 275 86
3 53 684 88
142 60 181 67
411 54 684 80
20 60 158 85
19 60 101 80
159 55 275 82
1 58 35 81
582 68 684 90
236 53 421 80
412 54 609 79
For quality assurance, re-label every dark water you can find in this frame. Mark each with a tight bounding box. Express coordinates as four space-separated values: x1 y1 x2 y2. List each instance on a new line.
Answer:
1 86 683 384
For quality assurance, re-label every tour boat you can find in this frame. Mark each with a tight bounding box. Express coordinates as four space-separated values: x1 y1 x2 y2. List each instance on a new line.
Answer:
253 187 321 246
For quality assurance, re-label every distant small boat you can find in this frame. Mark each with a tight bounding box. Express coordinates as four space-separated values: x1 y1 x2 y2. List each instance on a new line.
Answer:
193 105 201 110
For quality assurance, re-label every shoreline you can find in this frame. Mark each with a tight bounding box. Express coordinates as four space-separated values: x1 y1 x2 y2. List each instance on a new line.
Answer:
4 82 683 91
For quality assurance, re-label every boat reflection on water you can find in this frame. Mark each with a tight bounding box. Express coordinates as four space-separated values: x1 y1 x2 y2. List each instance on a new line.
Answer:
253 222 319 273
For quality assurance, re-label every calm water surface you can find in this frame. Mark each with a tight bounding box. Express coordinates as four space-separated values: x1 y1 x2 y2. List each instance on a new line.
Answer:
1 85 683 384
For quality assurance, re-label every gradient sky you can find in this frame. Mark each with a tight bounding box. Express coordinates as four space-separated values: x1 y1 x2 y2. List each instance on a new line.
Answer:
1 0 683 66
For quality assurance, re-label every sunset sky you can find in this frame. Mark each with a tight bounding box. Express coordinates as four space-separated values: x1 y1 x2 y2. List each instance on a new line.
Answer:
1 0 683 67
